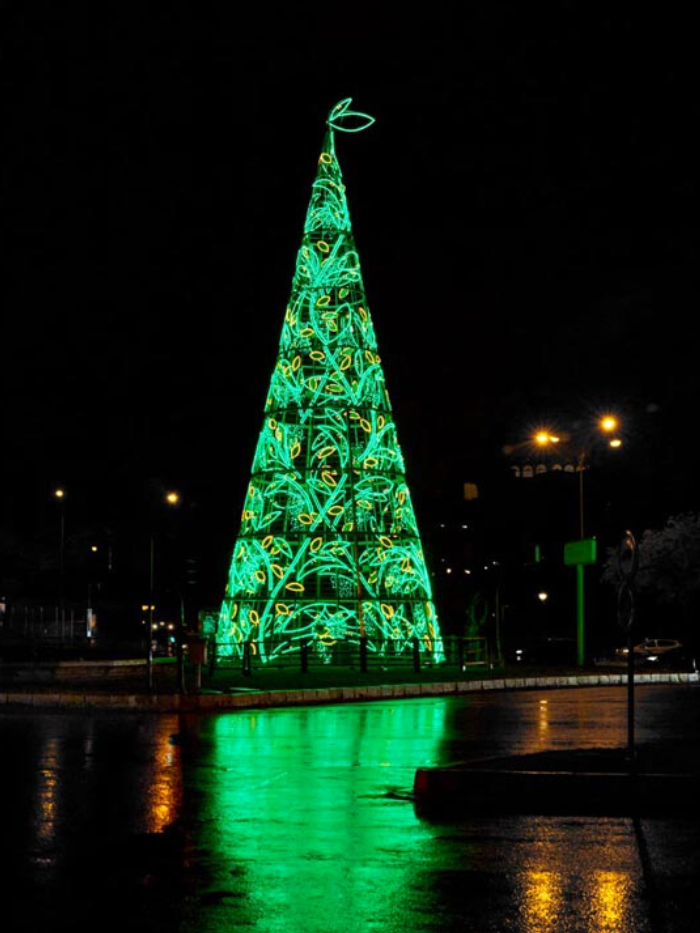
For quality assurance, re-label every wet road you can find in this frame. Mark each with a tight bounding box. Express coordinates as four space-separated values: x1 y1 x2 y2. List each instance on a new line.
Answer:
1 684 698 932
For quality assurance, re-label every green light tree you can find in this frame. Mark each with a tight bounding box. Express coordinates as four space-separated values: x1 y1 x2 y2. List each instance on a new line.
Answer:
218 100 442 664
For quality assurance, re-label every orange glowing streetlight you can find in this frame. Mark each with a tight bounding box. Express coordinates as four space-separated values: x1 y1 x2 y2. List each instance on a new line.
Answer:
146 490 184 691
517 412 624 668
534 430 560 447
527 414 623 538
53 487 67 629
599 415 623 450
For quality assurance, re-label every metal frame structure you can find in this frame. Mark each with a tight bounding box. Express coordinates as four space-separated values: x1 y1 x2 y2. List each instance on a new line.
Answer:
218 101 442 664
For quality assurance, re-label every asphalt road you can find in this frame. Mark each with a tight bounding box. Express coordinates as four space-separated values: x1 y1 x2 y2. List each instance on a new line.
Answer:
1 683 698 932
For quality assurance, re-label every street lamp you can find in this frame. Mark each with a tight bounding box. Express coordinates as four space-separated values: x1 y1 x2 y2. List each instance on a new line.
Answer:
508 413 624 667
146 489 182 692
530 413 623 539
53 487 66 635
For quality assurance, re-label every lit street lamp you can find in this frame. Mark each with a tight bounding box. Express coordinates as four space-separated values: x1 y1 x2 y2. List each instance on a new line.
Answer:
530 413 623 539
53 487 66 635
507 413 624 667
146 489 182 692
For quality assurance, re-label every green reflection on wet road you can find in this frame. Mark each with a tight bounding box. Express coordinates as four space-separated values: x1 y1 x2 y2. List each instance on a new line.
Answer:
176 693 656 933
5 686 692 931
180 700 448 931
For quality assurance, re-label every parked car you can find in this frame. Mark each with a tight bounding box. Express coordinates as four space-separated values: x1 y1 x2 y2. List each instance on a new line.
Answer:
615 637 681 659
614 637 696 671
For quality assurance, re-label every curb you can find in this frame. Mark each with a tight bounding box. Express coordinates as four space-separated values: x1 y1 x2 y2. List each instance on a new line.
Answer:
412 765 700 817
1 671 697 712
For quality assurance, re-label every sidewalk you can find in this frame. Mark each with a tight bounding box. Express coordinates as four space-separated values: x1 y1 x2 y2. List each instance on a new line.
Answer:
1 654 698 713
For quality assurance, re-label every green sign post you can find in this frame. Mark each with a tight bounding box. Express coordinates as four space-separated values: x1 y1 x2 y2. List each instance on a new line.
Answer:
563 537 597 666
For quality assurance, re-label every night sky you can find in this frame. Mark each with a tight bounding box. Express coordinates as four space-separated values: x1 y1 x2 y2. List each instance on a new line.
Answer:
3 8 698 609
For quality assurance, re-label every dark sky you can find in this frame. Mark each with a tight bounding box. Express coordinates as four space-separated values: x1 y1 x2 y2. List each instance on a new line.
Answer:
3 7 698 600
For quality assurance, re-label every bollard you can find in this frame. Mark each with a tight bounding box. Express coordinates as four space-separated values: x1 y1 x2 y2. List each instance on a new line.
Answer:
359 635 368 672
412 636 421 672
207 639 217 678
186 636 208 694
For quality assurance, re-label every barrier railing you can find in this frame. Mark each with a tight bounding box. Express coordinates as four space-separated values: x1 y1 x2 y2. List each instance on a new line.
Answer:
210 635 491 676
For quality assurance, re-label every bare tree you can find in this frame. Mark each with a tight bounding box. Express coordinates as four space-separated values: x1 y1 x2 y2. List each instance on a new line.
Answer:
601 512 700 647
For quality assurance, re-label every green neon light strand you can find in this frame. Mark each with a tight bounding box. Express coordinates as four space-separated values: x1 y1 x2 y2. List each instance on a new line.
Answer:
326 98 376 134
218 102 442 664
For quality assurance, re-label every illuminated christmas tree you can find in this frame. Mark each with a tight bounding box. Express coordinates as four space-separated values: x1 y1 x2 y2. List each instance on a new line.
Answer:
218 100 442 664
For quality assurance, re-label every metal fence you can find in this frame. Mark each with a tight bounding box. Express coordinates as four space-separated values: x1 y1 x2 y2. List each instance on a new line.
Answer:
3 605 90 645
209 635 492 676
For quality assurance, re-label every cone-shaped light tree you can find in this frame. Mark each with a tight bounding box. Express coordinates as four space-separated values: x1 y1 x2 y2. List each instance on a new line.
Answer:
218 100 442 664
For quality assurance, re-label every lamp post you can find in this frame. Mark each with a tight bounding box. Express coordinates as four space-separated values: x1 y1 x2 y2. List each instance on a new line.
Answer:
509 413 623 666
53 487 66 638
146 532 155 691
532 414 622 542
146 490 182 692
164 491 188 695
86 543 99 641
